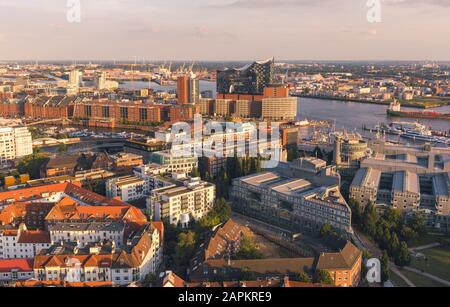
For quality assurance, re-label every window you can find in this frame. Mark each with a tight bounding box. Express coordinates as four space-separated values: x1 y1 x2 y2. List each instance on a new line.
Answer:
120 107 128 120
140 108 148 122
102 106 110 118
84 105 92 117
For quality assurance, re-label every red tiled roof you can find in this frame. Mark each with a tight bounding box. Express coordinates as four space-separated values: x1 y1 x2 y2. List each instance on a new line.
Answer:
0 182 128 208
0 259 33 273
17 231 51 244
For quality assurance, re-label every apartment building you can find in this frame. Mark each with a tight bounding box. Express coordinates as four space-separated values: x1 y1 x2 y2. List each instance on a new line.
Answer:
231 158 352 235
0 182 129 213
133 164 173 191
33 223 163 286
261 97 297 120
0 126 33 165
48 221 125 248
12 127 33 158
106 176 147 202
0 226 51 259
189 219 243 278
45 197 148 226
0 259 34 286
214 99 235 117
199 98 215 116
149 178 215 228
0 127 16 165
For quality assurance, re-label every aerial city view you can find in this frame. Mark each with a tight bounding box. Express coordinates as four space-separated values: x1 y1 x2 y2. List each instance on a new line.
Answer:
0 0 449 296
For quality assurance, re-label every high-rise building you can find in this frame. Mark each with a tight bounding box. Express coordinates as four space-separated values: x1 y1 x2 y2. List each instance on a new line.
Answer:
177 76 189 104
0 127 16 165
68 69 82 88
13 127 33 158
189 78 200 104
177 75 200 104
96 72 119 91
0 126 33 165
261 97 297 120
217 58 275 95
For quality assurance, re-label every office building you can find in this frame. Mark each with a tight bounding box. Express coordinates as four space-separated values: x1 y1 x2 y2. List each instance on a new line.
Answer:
177 75 200 104
350 142 450 230
231 158 352 235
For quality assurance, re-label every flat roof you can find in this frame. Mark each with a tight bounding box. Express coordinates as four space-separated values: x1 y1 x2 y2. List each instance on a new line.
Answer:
241 172 282 187
270 179 313 197
352 168 381 188
392 171 419 194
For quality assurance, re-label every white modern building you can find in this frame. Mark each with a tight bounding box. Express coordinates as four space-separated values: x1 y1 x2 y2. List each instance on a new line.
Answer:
106 176 147 202
149 177 216 228
12 127 33 158
0 126 33 165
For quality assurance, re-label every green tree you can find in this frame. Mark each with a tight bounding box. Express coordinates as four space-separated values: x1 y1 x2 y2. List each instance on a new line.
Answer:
234 236 263 260
214 198 232 223
380 250 390 283
394 242 411 267
315 270 334 285
174 231 197 274
320 223 333 238
142 273 158 287
190 167 200 178
362 202 378 237
296 272 312 283
58 143 68 154
408 213 427 237
17 154 48 179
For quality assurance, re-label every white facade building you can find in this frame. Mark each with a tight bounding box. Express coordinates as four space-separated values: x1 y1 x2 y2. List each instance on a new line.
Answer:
0 227 51 259
149 178 216 228
13 127 33 158
0 126 33 165
48 221 125 248
106 176 147 202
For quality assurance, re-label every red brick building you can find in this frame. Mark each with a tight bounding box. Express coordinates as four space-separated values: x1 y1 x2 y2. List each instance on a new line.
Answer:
73 100 162 124
169 104 200 123
0 100 23 117
24 96 75 119
177 76 190 104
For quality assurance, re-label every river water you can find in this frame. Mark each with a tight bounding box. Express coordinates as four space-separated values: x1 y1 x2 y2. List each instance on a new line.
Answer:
297 98 450 133
119 80 217 96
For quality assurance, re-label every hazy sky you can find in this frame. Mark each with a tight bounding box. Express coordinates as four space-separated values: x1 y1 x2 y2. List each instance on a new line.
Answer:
0 0 449 61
